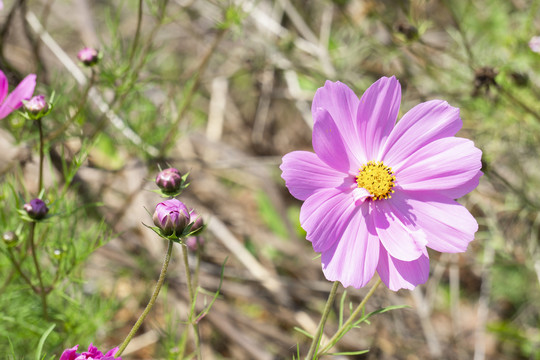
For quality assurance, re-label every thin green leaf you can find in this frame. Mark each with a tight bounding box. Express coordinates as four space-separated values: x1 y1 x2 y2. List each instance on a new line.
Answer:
35 324 56 360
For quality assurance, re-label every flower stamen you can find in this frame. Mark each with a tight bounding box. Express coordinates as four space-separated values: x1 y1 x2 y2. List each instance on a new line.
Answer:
356 161 396 200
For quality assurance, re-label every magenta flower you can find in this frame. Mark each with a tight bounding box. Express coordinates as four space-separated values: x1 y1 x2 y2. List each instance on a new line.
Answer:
59 344 121 360
0 70 36 119
77 47 100 66
280 77 482 291
153 198 190 236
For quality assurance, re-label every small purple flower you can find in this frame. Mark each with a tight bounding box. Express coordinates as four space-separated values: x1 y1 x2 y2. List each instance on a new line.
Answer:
185 236 204 252
0 70 36 119
23 198 48 220
24 95 49 117
529 36 540 53
77 47 100 66
153 199 190 236
155 168 182 193
60 344 121 360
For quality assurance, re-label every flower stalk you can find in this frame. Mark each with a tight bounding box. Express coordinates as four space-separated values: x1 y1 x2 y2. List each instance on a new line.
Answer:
317 278 382 356
304 281 340 360
115 239 174 357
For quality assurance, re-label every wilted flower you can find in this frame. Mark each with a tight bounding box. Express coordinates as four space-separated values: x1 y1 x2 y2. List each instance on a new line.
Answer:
0 70 36 120
529 36 540 53
23 198 49 220
155 168 182 193
153 198 190 236
60 344 121 360
280 77 482 291
77 47 100 66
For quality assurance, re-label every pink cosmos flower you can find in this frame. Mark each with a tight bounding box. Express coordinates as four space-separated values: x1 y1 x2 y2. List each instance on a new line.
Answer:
529 36 540 53
280 77 482 291
0 70 36 119
59 344 121 360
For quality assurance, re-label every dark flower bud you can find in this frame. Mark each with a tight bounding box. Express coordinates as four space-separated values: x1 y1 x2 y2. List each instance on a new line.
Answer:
2 231 18 248
155 168 182 193
23 198 49 220
185 236 204 252
153 199 190 236
77 47 100 66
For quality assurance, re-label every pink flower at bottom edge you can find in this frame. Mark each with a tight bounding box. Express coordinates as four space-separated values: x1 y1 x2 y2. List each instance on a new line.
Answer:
59 344 121 360
0 70 36 119
280 77 482 291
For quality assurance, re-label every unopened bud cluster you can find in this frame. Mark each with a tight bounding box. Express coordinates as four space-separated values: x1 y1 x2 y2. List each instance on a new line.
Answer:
151 168 205 241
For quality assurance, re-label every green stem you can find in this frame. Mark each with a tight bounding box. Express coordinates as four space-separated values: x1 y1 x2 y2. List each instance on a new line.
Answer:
29 221 48 319
128 0 144 65
318 278 382 356
115 239 174 357
182 243 201 360
305 281 339 360
37 118 44 193
5 248 38 293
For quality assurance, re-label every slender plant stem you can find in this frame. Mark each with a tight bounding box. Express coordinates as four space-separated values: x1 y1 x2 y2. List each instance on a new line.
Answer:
129 0 144 65
304 281 340 360
29 221 48 319
115 239 174 357
318 278 382 356
5 248 37 293
37 118 44 193
182 243 201 360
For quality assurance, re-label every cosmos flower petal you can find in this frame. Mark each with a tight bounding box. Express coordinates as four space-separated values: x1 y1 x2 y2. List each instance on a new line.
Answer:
59 346 79 360
280 151 350 201
373 199 427 261
0 71 8 102
395 137 482 198
312 108 355 172
357 76 401 160
321 208 379 288
403 191 478 253
0 73 36 119
312 81 367 164
377 243 430 291
381 100 462 167
300 187 360 252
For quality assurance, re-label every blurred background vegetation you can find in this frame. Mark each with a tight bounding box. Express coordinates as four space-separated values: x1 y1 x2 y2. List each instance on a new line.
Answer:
0 0 539 359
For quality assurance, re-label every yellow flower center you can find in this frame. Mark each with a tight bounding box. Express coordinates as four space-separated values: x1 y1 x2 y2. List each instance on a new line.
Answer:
356 161 396 200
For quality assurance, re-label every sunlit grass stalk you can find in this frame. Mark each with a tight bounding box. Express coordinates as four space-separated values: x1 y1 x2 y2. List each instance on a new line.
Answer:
317 277 382 356
182 243 201 360
159 28 228 155
115 239 174 357
304 281 339 360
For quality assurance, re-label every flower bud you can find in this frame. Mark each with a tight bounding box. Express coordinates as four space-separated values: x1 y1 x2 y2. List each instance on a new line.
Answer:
155 168 182 193
53 249 64 260
189 209 204 234
77 47 100 66
185 236 204 252
153 199 190 236
2 231 18 248
24 95 49 117
23 198 49 220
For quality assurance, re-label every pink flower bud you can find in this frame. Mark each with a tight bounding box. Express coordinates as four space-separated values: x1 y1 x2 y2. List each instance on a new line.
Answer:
77 47 100 66
153 199 190 236
189 209 204 234
23 198 49 220
155 168 182 193
24 95 49 116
